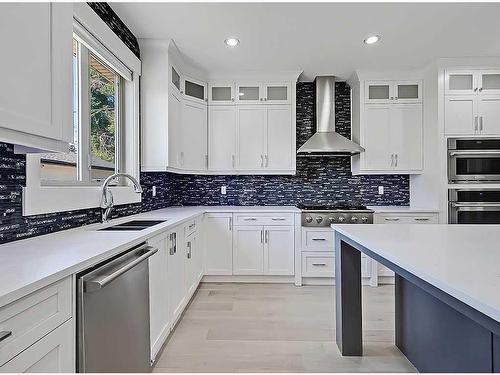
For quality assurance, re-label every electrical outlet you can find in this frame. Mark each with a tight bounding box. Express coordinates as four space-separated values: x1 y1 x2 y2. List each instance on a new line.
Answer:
378 186 384 195
152 186 157 197
221 186 227 195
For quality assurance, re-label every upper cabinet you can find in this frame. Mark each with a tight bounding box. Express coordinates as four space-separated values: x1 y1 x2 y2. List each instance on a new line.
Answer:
182 76 207 104
208 83 235 105
445 69 500 136
350 72 423 175
365 80 421 104
236 82 292 105
0 3 73 152
236 83 263 105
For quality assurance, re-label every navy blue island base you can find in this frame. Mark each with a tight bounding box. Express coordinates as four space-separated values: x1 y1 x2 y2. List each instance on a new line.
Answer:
335 233 500 373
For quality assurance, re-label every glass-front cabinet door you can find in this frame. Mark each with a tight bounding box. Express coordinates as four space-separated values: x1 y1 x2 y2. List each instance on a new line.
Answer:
208 82 235 105
365 81 393 103
264 83 291 104
446 71 476 95
479 70 500 95
170 65 181 93
394 81 422 103
182 76 207 104
236 83 262 104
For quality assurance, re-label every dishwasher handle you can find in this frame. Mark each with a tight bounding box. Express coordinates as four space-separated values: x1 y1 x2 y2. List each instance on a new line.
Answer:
84 246 158 292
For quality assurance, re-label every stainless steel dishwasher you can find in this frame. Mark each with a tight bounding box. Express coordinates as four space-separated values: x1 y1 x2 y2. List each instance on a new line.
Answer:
77 243 157 373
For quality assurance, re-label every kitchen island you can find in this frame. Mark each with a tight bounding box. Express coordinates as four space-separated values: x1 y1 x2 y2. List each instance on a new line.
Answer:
332 224 500 373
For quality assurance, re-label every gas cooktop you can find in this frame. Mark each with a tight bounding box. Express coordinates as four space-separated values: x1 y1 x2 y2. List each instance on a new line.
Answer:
297 203 374 226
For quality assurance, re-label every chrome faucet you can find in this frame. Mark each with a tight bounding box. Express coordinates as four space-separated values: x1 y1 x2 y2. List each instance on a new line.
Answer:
100 173 143 222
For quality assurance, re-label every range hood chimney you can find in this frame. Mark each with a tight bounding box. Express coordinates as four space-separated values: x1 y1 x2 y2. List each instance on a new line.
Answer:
297 76 364 156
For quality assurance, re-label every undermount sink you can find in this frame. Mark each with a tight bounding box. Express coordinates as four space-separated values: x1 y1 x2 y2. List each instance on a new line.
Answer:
99 219 166 231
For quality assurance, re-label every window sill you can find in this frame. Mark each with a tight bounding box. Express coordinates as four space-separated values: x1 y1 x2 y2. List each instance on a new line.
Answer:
22 184 141 216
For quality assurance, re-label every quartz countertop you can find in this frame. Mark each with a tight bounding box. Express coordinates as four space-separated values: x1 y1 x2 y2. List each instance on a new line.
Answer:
332 223 500 323
0 206 299 307
368 206 440 213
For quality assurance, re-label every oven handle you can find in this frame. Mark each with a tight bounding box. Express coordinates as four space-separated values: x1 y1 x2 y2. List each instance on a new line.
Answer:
449 150 500 157
450 202 500 208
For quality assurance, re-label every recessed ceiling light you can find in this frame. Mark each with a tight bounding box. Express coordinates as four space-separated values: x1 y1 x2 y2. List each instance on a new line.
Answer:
364 35 381 45
224 38 240 47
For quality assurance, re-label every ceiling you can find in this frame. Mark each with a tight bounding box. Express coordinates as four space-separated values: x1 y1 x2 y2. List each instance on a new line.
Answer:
111 2 500 81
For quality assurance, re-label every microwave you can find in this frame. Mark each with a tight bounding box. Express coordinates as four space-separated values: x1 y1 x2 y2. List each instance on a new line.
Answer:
448 138 500 183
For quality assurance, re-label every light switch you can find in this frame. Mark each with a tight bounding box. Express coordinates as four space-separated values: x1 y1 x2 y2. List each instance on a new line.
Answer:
378 186 384 195
152 186 157 197
221 186 227 195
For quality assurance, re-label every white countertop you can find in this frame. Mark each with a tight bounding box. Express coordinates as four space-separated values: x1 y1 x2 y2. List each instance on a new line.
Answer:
368 206 440 213
332 224 500 323
0 205 299 308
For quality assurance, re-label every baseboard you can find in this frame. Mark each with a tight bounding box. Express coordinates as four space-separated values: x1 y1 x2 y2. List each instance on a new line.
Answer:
202 275 295 283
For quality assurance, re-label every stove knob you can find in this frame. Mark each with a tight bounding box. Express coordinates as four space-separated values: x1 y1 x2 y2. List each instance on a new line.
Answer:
350 216 358 223
361 216 368 223
316 216 323 224
329 216 336 223
338 216 346 223
305 216 313 223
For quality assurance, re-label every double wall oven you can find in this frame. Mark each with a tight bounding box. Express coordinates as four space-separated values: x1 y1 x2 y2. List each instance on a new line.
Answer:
448 138 500 224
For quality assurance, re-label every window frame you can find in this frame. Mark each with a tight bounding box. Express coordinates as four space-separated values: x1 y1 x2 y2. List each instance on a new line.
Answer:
23 11 141 216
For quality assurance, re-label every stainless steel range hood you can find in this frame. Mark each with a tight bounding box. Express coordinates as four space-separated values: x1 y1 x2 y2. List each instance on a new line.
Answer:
297 76 364 156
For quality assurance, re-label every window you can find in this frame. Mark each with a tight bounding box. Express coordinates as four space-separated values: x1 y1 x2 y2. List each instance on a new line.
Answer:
40 37 123 185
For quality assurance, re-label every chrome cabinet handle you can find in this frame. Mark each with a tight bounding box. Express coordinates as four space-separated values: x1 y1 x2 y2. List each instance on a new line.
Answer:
229 217 233 231
312 263 327 266
260 155 264 167
390 154 394 167
271 217 286 221
395 154 398 167
169 233 174 255
232 155 235 168
480 116 483 132
205 155 208 168
384 217 400 221
312 238 327 241
414 218 430 221
85 246 158 291
260 230 263 243
187 241 192 259
0 331 12 342
474 87 478 92
474 116 478 133
390 96 394 100
265 230 269 243
244 217 258 221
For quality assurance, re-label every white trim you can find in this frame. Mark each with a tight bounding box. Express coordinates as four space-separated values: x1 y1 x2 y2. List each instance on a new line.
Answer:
72 3 141 76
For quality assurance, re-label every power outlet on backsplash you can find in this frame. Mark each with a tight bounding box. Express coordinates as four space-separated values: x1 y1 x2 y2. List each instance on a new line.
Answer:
221 186 227 195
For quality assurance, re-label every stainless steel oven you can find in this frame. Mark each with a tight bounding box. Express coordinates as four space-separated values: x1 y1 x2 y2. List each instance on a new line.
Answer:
449 189 500 224
448 138 500 183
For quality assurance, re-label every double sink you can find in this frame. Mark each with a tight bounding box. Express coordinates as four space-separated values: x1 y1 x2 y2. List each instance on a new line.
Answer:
99 220 166 231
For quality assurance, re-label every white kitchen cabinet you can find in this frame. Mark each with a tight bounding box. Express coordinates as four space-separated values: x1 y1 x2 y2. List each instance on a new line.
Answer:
236 106 266 170
185 228 202 297
233 226 265 275
351 73 423 175
301 252 335 278
445 69 500 136
0 3 73 152
148 235 170 362
264 226 294 275
180 100 207 170
204 213 233 275
236 83 263 105
182 75 207 104
265 106 293 170
208 106 237 171
167 229 186 325
209 82 235 105
264 83 291 104
237 105 294 171
0 319 74 373
358 103 422 173
168 88 182 169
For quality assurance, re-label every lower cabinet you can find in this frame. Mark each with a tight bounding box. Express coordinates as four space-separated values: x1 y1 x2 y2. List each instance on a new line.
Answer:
233 225 294 276
204 213 233 275
167 228 186 325
0 319 74 373
148 234 170 362
185 226 202 297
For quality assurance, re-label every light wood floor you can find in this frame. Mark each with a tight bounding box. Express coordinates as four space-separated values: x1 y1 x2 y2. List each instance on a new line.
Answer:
153 283 417 373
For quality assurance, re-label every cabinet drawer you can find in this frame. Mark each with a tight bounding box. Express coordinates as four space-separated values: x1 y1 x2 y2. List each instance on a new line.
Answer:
302 252 335 277
0 319 73 373
375 213 438 224
302 229 334 251
234 213 293 226
0 277 72 366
